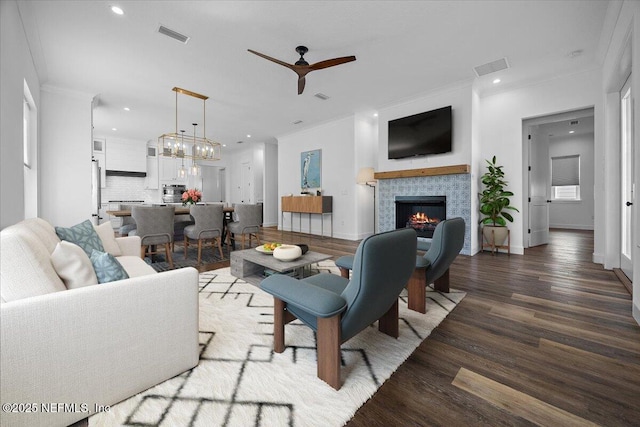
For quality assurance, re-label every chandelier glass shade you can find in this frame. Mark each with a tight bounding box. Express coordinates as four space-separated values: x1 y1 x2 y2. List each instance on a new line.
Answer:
158 87 222 163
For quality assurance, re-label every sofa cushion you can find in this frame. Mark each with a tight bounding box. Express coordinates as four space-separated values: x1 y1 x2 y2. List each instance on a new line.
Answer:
90 250 129 284
116 256 157 277
1 219 67 302
55 220 104 257
94 222 122 257
51 241 98 289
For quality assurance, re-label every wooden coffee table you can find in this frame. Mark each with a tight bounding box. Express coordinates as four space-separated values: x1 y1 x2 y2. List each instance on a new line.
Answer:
230 248 332 286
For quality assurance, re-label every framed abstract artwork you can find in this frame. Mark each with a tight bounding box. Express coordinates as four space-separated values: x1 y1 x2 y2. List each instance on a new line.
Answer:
301 149 321 190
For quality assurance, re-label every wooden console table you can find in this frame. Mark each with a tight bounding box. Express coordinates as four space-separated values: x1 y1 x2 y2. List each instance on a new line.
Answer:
281 196 333 238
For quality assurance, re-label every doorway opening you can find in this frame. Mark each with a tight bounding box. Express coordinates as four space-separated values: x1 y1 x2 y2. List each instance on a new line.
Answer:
522 107 595 250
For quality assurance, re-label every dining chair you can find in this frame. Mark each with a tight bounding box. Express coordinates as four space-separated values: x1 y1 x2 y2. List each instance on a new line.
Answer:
261 228 417 389
226 203 262 250
183 204 225 265
118 204 137 236
173 213 195 252
129 206 175 269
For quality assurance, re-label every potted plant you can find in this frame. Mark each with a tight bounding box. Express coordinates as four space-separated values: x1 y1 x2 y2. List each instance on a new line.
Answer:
479 156 519 248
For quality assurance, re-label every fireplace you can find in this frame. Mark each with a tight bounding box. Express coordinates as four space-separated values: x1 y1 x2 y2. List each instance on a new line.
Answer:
395 196 446 238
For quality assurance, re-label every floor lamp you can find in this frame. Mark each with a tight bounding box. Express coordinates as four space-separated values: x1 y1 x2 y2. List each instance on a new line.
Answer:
357 167 377 233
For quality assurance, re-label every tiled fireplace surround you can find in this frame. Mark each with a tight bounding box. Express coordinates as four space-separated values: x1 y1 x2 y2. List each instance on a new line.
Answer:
378 172 471 255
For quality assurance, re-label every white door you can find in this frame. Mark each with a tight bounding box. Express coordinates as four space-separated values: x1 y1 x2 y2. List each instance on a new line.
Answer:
528 126 550 247
241 162 252 203
621 76 633 278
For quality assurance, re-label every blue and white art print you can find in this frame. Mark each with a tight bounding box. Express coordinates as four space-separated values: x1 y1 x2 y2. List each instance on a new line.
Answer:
301 149 321 190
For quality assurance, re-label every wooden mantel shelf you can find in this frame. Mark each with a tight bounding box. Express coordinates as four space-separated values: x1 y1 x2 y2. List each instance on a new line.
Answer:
374 164 470 180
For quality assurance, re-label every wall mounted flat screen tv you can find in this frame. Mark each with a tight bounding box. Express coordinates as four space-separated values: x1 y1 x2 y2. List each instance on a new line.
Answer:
388 106 452 159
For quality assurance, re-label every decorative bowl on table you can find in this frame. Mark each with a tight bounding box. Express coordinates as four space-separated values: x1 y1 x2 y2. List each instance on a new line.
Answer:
273 244 303 262
255 243 281 254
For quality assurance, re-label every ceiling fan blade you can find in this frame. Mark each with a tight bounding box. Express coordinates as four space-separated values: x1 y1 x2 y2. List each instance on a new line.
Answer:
248 49 295 70
298 76 306 95
310 56 356 71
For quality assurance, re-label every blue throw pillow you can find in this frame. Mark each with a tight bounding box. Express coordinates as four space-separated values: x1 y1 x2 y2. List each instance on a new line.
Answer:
89 250 129 284
56 219 105 257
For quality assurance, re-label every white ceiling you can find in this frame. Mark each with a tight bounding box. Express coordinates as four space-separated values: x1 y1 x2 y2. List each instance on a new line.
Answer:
19 1 610 152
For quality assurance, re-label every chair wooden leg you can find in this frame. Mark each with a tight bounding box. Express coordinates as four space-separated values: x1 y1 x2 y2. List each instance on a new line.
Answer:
407 268 427 314
338 267 350 279
217 238 224 259
274 298 287 353
434 268 450 293
184 236 188 259
164 243 174 269
197 239 203 266
241 234 246 250
255 233 261 246
317 315 341 390
273 298 297 354
378 300 399 338
140 245 147 260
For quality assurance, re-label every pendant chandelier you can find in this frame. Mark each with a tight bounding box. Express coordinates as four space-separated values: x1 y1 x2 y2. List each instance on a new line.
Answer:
158 87 222 165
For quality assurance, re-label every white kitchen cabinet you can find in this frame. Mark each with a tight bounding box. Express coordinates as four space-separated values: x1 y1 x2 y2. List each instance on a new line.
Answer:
159 156 186 184
106 140 146 173
145 145 159 189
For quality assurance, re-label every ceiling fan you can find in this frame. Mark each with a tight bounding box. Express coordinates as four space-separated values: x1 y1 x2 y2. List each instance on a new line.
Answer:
248 45 356 95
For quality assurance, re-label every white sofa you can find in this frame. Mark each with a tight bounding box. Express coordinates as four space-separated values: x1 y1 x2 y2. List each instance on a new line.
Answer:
0 218 199 427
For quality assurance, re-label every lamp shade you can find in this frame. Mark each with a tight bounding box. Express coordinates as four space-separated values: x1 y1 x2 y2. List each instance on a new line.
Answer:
356 167 375 184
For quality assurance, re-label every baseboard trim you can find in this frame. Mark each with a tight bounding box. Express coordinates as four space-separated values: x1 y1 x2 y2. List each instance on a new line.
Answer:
592 253 604 264
613 268 633 295
549 224 594 230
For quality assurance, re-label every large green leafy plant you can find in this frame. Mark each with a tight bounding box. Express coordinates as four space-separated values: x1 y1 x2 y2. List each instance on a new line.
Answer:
479 156 519 226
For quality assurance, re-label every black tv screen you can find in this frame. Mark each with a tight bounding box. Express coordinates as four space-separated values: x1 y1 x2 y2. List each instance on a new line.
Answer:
388 106 452 159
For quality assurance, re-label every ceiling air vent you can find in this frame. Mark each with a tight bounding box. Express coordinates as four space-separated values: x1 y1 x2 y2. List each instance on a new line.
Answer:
314 93 330 100
570 120 579 125
473 57 510 77
157 25 190 44
293 120 303 125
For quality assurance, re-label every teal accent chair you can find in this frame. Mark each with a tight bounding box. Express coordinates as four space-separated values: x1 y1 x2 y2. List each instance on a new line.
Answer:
335 217 465 313
260 228 417 390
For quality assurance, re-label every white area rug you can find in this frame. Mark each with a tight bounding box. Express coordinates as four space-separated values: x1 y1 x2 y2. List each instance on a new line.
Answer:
91 262 465 426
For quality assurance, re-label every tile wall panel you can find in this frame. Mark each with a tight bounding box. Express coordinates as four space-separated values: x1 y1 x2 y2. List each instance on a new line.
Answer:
378 173 471 255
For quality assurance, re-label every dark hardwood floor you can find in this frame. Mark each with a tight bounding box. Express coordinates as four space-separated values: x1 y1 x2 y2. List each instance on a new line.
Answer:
201 228 640 426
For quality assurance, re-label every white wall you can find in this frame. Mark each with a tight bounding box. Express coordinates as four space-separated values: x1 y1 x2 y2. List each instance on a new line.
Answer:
548 133 595 230
377 84 473 172
600 0 640 324
479 69 601 255
263 143 278 227
278 117 357 240
39 86 94 227
354 111 378 239
0 0 41 229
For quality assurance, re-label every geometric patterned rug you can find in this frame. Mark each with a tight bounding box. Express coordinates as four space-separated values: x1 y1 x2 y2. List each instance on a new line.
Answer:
90 262 465 426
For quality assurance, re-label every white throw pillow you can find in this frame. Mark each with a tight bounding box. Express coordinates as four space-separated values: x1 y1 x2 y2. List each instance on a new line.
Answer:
50 241 98 289
94 222 122 256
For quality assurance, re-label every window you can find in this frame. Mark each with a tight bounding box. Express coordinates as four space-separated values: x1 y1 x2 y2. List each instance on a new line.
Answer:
551 154 580 200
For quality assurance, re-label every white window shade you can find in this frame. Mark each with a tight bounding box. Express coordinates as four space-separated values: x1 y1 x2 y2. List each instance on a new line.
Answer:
551 155 580 186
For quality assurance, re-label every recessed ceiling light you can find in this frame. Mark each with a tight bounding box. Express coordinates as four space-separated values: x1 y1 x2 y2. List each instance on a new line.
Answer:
493 78 501 84
246 134 251 138
569 130 575 134
111 128 117 131
373 113 378 117
110 6 124 15
123 107 130 111
222 144 227 147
